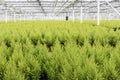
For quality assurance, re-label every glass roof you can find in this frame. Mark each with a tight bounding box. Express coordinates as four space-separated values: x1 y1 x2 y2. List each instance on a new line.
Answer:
0 0 120 15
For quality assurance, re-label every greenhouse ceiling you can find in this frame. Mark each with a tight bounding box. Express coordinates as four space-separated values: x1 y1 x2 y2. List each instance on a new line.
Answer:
0 0 120 15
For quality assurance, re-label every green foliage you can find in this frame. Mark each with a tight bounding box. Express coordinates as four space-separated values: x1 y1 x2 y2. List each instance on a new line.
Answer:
0 20 120 80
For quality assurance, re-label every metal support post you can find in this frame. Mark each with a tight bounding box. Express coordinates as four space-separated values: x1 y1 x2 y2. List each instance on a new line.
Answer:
5 10 8 23
20 13 22 21
72 6 75 22
97 0 100 26
24 13 26 21
80 5 83 24
13 12 16 22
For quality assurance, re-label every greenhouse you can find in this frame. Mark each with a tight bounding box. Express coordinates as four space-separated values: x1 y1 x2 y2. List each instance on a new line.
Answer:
0 0 120 80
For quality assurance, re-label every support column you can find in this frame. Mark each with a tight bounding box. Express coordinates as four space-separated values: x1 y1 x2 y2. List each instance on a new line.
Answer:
80 5 83 24
5 10 8 23
24 13 26 21
13 12 16 22
72 6 75 22
97 0 100 26
20 13 22 21
30 13 32 20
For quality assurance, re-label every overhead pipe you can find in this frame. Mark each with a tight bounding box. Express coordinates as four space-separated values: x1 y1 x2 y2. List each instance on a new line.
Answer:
53 0 58 12
56 0 78 15
106 1 120 16
37 0 47 16
55 0 69 15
